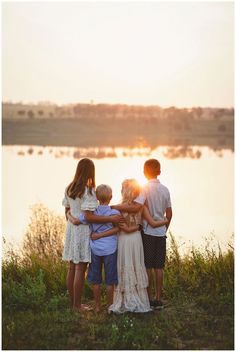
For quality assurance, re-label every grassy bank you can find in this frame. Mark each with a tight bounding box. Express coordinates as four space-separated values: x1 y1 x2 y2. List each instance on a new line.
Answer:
2 205 234 350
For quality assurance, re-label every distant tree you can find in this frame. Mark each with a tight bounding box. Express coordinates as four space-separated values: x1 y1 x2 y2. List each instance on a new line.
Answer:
38 110 44 115
28 110 34 119
195 107 202 119
17 110 25 115
28 147 34 155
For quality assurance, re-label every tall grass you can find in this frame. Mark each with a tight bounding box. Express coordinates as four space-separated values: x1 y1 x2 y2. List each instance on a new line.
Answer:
2 205 234 310
2 204 93 312
164 233 234 310
3 205 65 310
2 204 234 350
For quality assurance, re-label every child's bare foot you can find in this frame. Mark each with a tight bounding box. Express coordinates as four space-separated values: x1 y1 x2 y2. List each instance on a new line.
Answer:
95 305 102 313
80 304 93 311
73 304 92 312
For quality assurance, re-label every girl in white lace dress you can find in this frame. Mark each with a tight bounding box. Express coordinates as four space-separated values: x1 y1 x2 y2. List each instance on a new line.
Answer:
109 179 168 314
63 158 121 312
62 158 98 312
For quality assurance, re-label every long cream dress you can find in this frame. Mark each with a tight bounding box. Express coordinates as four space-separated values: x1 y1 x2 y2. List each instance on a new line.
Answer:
109 212 152 313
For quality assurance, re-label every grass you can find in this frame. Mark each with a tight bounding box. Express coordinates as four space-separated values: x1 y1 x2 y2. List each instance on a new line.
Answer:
2 205 234 350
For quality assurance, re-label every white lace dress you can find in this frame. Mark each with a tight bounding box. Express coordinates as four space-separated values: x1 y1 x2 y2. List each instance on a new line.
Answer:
62 187 98 264
109 212 152 313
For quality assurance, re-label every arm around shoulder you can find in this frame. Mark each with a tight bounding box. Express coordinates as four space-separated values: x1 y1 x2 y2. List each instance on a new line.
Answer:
91 226 119 240
84 210 122 224
142 205 168 228
111 202 142 213
165 207 172 230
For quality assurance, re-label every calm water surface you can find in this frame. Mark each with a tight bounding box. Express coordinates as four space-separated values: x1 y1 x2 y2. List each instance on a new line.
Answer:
2 145 234 253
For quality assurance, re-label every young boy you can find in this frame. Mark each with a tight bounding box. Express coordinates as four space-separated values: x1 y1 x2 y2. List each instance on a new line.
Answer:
68 184 120 312
113 159 172 309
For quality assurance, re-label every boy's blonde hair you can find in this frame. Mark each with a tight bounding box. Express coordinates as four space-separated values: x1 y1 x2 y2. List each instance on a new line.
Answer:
96 184 112 203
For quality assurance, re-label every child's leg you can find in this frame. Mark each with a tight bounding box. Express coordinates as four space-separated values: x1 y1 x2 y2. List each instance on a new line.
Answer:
154 236 166 301
142 233 156 300
146 268 153 300
73 262 88 310
87 252 103 312
106 285 115 306
92 284 102 312
66 261 75 307
154 268 164 301
104 251 118 307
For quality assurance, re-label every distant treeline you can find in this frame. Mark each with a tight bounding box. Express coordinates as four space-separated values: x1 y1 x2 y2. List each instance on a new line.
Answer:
2 102 234 121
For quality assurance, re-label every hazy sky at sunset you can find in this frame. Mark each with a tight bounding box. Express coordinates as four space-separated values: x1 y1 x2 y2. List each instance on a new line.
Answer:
2 1 234 107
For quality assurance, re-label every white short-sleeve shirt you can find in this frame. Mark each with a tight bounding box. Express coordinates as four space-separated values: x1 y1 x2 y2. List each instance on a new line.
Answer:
135 179 171 237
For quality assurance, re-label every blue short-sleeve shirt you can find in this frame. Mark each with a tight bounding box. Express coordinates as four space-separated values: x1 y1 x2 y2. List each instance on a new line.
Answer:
89 205 120 256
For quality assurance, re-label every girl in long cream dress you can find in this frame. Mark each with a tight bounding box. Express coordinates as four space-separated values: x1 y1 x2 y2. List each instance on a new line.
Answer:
109 179 168 314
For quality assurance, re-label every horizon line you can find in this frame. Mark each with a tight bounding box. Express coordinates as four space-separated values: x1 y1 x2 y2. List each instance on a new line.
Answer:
2 100 234 110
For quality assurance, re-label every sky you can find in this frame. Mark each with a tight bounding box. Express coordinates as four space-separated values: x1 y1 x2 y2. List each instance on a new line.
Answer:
2 1 234 108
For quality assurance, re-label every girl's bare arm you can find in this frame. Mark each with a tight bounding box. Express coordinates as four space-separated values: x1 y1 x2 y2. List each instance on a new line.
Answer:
91 226 119 240
65 207 70 220
165 207 172 230
119 222 139 234
67 210 123 225
67 212 81 225
111 203 142 213
84 211 123 224
142 205 168 227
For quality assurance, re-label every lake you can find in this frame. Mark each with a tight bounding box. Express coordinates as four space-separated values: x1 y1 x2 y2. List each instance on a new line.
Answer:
2 145 234 253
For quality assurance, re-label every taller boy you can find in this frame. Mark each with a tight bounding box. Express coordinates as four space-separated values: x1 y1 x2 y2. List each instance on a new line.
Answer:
135 159 172 309
113 159 172 309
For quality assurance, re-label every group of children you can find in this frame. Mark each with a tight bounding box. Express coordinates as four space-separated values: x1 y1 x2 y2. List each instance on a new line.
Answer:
62 158 172 313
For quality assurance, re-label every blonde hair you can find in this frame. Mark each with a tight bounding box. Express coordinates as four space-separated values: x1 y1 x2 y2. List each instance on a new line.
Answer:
96 184 112 203
121 179 141 226
121 179 141 204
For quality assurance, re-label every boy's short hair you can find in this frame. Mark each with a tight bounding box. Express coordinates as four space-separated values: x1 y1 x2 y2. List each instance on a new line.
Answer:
96 184 112 203
144 159 161 178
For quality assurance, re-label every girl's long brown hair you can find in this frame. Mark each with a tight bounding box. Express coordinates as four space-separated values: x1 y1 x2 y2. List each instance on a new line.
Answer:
67 158 95 199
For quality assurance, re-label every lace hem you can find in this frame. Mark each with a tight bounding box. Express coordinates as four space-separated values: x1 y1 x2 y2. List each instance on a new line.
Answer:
118 264 148 291
109 286 151 314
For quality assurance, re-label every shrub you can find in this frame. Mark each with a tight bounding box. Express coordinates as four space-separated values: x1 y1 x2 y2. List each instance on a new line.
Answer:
2 205 68 310
3 269 46 310
23 204 65 260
